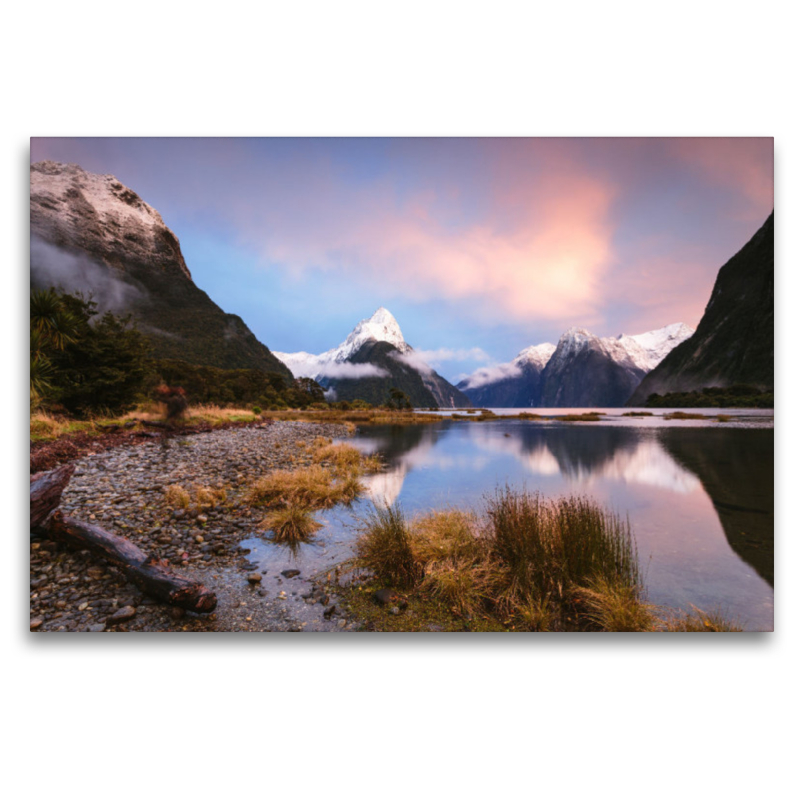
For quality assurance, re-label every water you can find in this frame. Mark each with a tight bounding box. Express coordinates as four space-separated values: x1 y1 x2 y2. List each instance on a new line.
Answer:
247 411 774 631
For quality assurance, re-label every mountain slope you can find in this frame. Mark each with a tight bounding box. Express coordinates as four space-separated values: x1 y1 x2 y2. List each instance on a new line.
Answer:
275 307 470 408
30 161 292 377
458 323 692 407
458 343 556 407
629 213 774 404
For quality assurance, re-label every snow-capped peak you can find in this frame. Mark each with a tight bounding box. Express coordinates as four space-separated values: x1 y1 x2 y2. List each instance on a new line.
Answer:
274 307 411 379
337 307 410 361
514 342 557 370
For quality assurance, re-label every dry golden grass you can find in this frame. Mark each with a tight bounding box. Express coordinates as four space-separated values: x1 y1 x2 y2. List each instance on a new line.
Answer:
716 414 733 422
165 484 191 509
663 606 743 632
574 577 656 632
195 486 227 508
247 464 364 509
261 503 323 544
664 411 708 420
312 441 363 473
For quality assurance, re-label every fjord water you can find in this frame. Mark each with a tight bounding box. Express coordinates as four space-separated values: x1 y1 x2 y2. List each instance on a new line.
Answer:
246 410 773 631
349 412 774 630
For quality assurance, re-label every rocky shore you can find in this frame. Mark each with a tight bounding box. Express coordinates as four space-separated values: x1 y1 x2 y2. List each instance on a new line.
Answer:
30 421 361 632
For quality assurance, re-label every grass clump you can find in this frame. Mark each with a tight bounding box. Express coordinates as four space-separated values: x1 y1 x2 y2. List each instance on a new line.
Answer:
556 412 603 422
622 411 654 417
574 577 656 632
716 414 733 422
663 411 708 420
165 484 191 509
261 503 323 544
355 504 421 588
663 607 743 632
312 441 363 473
247 464 363 510
195 486 227 508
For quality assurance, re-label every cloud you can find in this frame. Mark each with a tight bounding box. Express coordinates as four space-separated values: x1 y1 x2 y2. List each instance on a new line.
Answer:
30 236 144 314
286 360 390 380
393 346 491 375
459 362 523 390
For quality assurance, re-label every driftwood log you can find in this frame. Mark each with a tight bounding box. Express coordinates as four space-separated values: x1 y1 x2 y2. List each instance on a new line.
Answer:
30 465 217 613
30 463 75 529
47 512 217 613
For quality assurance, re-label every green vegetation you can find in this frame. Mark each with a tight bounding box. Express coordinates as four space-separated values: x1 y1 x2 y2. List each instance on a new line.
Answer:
663 411 708 420
149 358 325 409
644 385 773 409
622 411 654 417
555 412 603 422
31 289 150 417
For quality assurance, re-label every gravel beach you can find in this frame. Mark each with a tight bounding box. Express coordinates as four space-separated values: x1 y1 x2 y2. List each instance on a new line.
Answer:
29 421 361 633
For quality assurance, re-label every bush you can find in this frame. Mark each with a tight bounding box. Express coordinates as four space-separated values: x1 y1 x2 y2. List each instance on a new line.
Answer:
43 293 151 417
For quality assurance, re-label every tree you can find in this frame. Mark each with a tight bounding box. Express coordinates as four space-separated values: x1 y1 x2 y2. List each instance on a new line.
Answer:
387 387 412 410
33 289 151 416
30 288 82 408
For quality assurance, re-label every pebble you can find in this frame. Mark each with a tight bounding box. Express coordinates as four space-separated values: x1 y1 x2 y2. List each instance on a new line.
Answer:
246 573 262 583
30 422 351 633
281 569 301 579
106 606 137 624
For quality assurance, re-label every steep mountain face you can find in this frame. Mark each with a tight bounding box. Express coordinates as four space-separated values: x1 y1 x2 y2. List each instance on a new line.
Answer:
458 343 556 407
275 308 471 408
629 213 774 405
459 323 693 407
30 161 292 377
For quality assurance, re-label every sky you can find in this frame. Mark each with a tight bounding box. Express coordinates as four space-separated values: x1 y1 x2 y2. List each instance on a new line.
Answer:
30 137 773 383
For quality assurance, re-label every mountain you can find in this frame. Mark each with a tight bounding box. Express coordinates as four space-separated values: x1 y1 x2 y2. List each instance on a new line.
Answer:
629 213 774 405
459 323 693 407
30 161 292 377
275 308 471 408
457 343 556 407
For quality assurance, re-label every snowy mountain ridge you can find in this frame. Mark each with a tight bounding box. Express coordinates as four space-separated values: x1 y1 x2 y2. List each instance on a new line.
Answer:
275 307 411 379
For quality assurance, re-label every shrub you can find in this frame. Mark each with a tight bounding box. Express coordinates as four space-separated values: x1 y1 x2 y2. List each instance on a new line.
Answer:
247 465 363 509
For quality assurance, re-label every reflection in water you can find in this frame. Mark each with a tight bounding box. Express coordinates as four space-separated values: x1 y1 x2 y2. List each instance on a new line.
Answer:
658 427 774 586
340 419 773 629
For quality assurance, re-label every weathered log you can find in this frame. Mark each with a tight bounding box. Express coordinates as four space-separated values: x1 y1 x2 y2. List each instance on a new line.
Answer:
30 464 75 529
47 511 217 613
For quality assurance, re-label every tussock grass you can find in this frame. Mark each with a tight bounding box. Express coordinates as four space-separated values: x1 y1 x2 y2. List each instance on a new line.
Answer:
165 484 191 509
716 414 733 422
247 464 364 510
312 441 362 473
556 413 603 422
664 411 708 420
355 504 421 588
195 486 227 508
263 409 442 425
351 491 745 632
261 503 323 544
622 411 654 417
574 577 656 632
354 491 645 630
663 607 743 632
164 483 226 510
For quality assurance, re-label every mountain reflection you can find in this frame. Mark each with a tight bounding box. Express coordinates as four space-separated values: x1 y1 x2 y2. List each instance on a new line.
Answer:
658 427 774 586
346 420 773 586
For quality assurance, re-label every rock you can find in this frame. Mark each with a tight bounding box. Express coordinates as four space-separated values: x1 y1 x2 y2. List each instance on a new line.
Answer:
281 569 300 578
373 587 406 607
197 514 208 524
106 606 136 624
30 618 43 630
246 572 262 583
170 607 185 620
337 619 347 629
390 606 401 615
87 623 106 632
